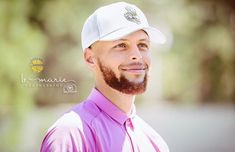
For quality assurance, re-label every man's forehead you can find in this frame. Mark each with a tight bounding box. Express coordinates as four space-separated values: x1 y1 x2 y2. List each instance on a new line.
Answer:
90 30 149 49
114 30 150 42
114 38 150 43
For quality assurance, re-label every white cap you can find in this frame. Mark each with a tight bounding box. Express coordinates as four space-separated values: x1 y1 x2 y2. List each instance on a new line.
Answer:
81 2 166 50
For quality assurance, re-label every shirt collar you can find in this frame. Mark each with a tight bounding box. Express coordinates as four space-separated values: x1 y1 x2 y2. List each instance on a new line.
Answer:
87 88 136 125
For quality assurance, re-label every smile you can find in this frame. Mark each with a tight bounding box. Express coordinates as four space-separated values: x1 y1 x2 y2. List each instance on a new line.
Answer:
121 67 147 74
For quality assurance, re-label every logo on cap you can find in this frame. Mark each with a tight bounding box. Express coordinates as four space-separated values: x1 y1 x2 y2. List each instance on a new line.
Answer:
124 6 141 24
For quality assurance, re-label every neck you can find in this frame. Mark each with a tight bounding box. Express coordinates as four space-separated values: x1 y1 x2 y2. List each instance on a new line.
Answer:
95 81 135 115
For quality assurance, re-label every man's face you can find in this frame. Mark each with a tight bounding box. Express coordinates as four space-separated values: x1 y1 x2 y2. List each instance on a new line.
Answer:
91 30 151 95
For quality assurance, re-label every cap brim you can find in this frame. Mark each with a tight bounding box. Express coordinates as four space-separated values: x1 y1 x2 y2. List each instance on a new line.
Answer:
100 25 166 44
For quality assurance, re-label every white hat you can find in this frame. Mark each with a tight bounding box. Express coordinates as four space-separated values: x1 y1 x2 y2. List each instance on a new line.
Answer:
81 2 166 50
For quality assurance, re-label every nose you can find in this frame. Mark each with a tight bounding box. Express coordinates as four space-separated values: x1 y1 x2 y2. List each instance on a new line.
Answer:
129 45 142 61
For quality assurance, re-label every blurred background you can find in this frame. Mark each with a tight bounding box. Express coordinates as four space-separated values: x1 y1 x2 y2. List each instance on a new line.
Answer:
0 0 235 152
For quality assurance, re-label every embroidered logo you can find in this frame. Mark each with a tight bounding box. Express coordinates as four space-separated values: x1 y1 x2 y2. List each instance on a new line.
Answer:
124 6 141 24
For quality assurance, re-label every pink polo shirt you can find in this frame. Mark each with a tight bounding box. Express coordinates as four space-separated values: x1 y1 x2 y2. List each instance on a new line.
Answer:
40 88 169 152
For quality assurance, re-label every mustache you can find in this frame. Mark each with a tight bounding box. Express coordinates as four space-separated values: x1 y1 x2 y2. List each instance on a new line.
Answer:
119 62 149 70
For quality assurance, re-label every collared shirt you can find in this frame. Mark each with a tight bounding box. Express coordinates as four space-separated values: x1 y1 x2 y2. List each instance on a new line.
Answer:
40 88 169 152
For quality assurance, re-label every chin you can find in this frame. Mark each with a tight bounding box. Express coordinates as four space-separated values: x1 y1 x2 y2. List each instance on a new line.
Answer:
128 78 145 84
122 74 146 83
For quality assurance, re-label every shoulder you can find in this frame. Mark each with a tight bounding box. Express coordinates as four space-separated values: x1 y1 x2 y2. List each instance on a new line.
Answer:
135 115 170 152
40 100 101 152
40 111 88 152
50 110 84 129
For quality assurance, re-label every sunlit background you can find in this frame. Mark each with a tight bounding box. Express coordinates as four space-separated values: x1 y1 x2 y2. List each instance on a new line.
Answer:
0 0 235 152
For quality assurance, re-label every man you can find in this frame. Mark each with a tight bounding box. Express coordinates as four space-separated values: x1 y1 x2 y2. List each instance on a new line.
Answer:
40 2 169 152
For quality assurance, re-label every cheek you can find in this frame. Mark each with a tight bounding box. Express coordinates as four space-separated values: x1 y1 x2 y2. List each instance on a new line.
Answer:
107 52 126 65
142 52 151 66
98 54 123 72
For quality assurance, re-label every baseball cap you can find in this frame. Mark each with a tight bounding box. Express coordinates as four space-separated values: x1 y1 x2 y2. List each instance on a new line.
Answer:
81 2 166 50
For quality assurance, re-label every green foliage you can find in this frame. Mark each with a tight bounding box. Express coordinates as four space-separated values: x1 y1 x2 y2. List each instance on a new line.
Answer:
0 0 234 151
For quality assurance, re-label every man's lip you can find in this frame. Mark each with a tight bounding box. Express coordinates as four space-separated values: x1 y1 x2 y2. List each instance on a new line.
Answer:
121 67 147 70
121 67 147 74
121 68 146 70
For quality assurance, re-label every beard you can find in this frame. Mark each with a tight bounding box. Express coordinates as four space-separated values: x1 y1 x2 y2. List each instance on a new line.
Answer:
97 59 148 95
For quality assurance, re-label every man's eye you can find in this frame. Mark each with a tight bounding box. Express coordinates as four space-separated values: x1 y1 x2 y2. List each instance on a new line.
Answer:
138 43 149 50
114 43 127 49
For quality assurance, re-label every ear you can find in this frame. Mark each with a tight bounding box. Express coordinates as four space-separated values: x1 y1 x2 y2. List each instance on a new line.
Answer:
84 48 96 68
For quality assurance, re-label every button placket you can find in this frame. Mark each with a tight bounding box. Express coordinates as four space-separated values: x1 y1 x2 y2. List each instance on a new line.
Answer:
125 118 139 152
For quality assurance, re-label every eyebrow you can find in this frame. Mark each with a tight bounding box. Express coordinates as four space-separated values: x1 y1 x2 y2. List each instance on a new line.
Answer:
114 38 150 43
138 39 150 43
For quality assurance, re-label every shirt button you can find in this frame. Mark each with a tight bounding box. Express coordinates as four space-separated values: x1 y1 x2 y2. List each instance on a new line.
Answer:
126 118 134 130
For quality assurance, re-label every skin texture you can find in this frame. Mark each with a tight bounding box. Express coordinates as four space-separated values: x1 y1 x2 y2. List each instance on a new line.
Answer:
84 30 151 115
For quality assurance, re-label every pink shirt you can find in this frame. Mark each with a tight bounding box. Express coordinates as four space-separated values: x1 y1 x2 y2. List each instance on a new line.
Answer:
40 88 169 152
